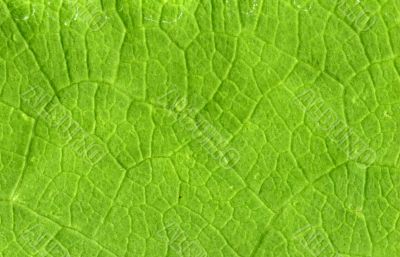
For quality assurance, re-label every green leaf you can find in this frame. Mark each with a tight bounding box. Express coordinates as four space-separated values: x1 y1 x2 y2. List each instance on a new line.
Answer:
0 0 399 256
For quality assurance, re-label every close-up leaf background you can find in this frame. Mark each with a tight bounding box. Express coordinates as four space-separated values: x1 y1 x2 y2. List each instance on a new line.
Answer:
0 0 399 256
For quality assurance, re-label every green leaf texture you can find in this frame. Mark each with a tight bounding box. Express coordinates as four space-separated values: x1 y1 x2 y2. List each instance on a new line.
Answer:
0 0 399 256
